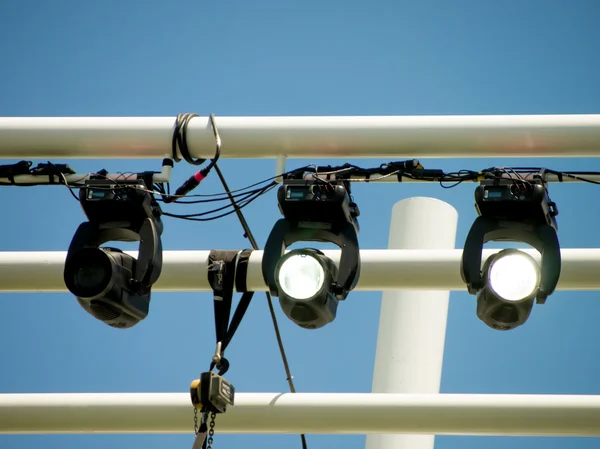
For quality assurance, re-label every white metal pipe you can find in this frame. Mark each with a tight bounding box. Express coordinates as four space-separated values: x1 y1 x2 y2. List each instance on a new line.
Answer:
0 160 172 185
347 171 600 183
275 154 287 183
2 115 600 159
1 393 600 436
2 248 600 293
368 198 458 449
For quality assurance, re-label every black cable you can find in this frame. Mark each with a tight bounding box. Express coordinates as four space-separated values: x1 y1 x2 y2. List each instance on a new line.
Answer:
165 183 276 205
163 185 272 219
45 161 80 201
172 113 205 165
545 169 600 186
439 170 481 189
212 162 308 449
170 171 303 199
161 184 275 222
60 175 80 201
164 166 310 203
165 114 223 202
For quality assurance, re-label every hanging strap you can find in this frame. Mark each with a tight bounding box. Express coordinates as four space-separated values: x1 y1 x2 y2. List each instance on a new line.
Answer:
207 249 254 375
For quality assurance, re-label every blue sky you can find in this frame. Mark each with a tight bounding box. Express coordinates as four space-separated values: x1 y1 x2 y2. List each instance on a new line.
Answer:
1 1 600 448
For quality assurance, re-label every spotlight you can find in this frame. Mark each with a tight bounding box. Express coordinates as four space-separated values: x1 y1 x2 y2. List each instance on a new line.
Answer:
461 176 561 331
476 249 540 330
64 178 163 329
262 178 361 329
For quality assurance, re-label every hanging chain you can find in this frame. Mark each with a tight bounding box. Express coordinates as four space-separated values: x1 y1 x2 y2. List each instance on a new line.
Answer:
206 412 217 449
193 407 199 434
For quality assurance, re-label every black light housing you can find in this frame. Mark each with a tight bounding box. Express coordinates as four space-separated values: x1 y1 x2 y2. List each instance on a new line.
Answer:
461 176 561 331
64 178 163 329
262 178 361 329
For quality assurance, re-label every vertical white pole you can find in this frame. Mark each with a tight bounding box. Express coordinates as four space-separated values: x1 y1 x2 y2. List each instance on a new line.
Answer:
366 197 458 449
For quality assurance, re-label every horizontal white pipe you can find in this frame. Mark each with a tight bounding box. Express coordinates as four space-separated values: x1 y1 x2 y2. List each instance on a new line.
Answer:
1 393 599 436
2 115 600 159
1 248 599 293
347 171 600 183
0 161 172 185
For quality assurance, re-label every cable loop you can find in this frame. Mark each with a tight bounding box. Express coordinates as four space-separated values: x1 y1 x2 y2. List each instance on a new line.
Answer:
172 113 204 165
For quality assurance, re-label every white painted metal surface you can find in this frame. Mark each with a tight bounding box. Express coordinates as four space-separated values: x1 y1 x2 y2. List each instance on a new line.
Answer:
368 198 458 449
1 393 599 436
2 248 600 293
0 114 599 440
2 115 600 159
347 171 600 183
0 162 172 185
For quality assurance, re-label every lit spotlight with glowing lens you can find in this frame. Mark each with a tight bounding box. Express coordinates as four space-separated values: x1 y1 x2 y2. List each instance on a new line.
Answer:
274 249 340 326
277 250 327 300
262 176 361 329
64 178 163 329
461 175 561 331
488 250 539 302
476 249 541 330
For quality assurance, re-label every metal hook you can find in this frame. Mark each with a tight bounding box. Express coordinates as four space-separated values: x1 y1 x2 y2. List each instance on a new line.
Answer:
209 113 222 152
211 341 223 366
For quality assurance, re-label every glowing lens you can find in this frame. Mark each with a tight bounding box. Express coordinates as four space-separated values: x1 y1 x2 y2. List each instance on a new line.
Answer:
488 252 539 301
277 254 325 300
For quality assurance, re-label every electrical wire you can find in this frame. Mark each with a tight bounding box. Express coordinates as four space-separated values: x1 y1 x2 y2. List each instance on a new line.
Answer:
172 113 205 165
50 163 81 201
9 157 600 225
438 170 481 188
212 162 309 449
161 183 276 221
162 184 276 205
166 168 309 202
545 169 600 186
170 112 307 445
164 113 223 203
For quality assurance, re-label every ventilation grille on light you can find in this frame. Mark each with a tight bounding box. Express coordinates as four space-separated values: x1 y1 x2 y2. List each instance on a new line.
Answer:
90 300 122 321
490 304 518 330
290 304 319 323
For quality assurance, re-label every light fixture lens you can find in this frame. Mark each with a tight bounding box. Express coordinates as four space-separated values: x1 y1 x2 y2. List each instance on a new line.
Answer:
277 253 325 300
65 248 114 298
488 252 539 301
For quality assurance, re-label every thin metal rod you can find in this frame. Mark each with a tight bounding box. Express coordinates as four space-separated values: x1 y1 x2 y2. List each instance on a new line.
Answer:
0 162 172 185
1 393 600 436
348 171 600 183
2 115 600 159
2 248 600 293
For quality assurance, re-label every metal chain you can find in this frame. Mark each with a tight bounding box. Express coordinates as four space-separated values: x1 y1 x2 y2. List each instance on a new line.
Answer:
193 408 199 434
206 412 217 449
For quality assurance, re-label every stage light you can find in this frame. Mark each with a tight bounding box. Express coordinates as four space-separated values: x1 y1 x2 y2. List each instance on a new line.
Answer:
487 250 539 302
262 178 361 329
64 178 163 329
274 248 340 326
461 176 561 331
276 250 326 300
476 249 541 330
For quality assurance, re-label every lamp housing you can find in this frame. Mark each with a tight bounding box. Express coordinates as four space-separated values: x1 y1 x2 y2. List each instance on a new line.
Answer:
64 178 163 329
277 179 359 229
461 175 561 330
475 177 558 228
262 179 361 329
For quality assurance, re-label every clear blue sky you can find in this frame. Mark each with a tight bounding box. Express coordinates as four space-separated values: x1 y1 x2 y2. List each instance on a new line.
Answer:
1 1 600 448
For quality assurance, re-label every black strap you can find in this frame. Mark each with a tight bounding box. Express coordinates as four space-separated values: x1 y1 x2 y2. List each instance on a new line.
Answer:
0 160 32 184
207 249 254 374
